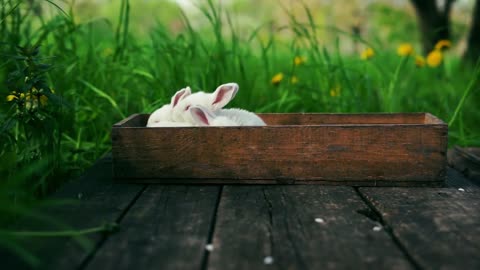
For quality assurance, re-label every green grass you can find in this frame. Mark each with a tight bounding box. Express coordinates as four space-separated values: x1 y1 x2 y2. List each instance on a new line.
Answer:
0 0 479 265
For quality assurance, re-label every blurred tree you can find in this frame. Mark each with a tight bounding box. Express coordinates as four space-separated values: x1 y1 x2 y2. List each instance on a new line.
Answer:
410 0 480 64
409 0 455 53
464 0 480 64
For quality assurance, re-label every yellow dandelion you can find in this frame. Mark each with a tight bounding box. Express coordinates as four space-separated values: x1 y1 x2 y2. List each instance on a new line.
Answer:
415 55 426 68
271 73 284 85
330 85 341 97
397 43 414 56
434 40 451 51
360 48 374 60
290 76 298 84
6 94 17 101
294 56 306 66
426 50 443 67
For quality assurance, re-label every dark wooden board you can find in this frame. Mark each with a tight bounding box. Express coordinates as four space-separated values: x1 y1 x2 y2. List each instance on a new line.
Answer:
84 185 221 270
446 167 480 190
1 156 145 270
113 178 445 187
113 118 447 184
448 146 480 184
207 185 413 270
128 112 444 126
360 183 480 270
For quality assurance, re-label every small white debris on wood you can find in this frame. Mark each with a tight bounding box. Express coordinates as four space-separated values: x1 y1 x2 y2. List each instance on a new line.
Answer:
458 188 465 192
263 256 274 265
314 218 325 224
77 193 83 200
205 244 214 251
373 225 382 232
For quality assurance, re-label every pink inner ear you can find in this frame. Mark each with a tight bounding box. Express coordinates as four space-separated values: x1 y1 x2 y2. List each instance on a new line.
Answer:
212 86 230 105
193 108 209 125
172 90 185 107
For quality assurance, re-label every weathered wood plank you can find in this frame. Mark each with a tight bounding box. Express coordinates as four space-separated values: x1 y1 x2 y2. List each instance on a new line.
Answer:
114 178 444 187
446 167 480 191
1 156 145 270
84 185 221 270
130 112 440 126
448 146 480 184
360 185 480 270
113 120 447 184
208 186 413 270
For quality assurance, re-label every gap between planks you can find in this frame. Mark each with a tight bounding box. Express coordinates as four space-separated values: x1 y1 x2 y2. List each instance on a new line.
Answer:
77 185 148 270
354 187 422 270
200 185 224 270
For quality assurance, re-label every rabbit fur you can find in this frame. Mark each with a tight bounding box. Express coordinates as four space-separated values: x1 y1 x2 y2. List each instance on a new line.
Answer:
190 105 266 126
171 83 238 124
146 86 191 127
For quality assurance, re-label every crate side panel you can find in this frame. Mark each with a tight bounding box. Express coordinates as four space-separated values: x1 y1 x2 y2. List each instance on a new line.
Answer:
112 124 447 183
112 127 308 180
302 125 447 181
259 113 428 126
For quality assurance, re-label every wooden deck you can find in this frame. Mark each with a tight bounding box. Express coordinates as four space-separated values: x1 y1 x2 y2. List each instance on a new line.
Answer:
2 154 480 270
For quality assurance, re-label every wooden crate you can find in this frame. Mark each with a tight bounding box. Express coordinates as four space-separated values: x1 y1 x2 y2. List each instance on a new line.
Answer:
111 113 448 186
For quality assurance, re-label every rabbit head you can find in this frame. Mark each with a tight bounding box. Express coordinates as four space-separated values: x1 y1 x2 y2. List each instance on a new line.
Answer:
172 83 239 123
189 105 239 126
146 86 191 127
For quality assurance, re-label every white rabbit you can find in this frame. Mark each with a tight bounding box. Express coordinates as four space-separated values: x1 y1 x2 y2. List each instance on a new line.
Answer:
146 87 191 127
189 105 266 126
217 108 266 126
148 121 193 127
172 83 239 124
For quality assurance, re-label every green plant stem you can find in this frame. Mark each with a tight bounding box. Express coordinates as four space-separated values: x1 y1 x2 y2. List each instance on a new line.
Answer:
0 223 118 238
448 66 480 126
386 56 408 112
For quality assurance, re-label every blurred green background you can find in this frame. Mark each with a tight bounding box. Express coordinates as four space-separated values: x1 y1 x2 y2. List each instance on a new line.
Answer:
0 0 479 266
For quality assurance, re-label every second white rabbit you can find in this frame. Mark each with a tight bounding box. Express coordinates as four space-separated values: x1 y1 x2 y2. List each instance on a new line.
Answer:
190 105 266 126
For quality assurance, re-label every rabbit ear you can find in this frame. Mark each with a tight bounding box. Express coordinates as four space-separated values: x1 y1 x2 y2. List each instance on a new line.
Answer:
211 83 239 110
190 105 214 126
171 87 191 107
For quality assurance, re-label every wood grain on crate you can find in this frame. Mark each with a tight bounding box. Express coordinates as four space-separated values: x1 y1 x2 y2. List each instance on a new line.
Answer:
111 113 447 186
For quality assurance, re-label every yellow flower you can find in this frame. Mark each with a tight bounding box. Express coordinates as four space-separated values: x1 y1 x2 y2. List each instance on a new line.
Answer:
426 50 443 67
6 94 17 101
360 48 374 60
434 40 451 51
397 43 414 56
330 85 341 97
24 95 42 109
290 76 298 84
415 55 426 68
271 73 284 85
6 91 21 102
294 56 306 66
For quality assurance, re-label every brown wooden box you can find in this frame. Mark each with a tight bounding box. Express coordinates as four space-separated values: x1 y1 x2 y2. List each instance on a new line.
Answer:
111 113 448 186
